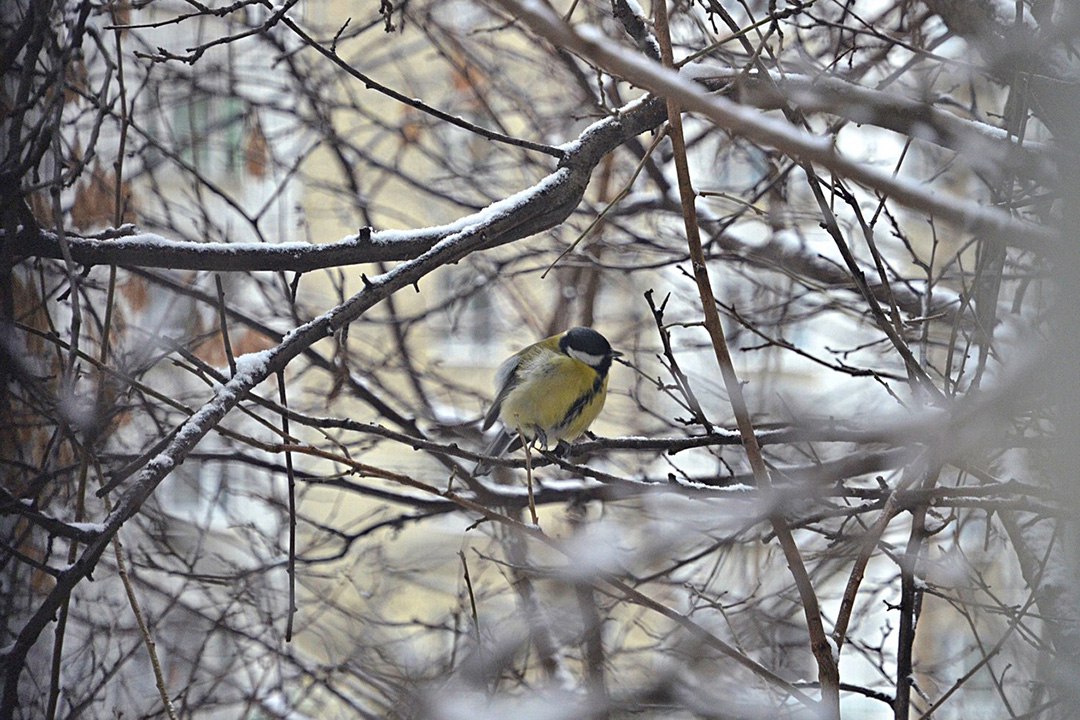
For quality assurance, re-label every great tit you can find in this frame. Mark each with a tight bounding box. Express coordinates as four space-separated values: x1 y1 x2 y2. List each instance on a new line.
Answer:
475 327 621 475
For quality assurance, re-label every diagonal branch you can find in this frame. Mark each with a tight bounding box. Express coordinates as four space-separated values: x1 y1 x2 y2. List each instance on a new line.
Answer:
496 0 1058 255
651 1 839 712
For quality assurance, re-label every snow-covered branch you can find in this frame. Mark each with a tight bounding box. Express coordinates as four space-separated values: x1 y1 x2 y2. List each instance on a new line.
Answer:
498 0 1058 253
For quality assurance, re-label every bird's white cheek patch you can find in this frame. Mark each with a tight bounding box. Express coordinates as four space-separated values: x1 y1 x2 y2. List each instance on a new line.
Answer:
567 348 605 367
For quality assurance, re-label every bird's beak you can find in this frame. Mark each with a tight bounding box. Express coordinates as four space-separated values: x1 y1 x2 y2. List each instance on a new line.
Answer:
611 350 624 357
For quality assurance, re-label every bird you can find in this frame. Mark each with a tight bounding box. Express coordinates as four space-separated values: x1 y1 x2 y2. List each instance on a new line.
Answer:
475 327 621 475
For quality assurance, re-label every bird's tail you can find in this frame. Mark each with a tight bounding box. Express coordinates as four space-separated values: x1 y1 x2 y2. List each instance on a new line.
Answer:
473 427 522 476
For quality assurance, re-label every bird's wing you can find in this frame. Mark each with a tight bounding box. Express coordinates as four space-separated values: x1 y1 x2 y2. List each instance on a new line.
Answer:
483 352 522 430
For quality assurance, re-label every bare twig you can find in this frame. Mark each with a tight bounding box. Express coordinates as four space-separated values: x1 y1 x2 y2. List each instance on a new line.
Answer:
278 370 298 642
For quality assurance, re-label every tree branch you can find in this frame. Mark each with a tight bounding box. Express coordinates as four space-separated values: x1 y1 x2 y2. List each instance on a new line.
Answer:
496 0 1058 255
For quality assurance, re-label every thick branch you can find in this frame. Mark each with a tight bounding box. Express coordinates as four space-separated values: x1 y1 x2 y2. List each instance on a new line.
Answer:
5 97 665 271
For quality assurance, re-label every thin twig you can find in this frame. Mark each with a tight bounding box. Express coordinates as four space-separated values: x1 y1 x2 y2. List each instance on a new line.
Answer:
644 289 713 431
541 127 667 279
215 275 236 375
110 523 178 720
277 370 298 642
277 13 564 159
523 438 539 527
458 550 481 648
832 454 930 652
895 491 930 718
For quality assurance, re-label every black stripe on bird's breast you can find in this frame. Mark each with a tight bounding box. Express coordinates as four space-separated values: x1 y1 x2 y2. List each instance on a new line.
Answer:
557 373 605 432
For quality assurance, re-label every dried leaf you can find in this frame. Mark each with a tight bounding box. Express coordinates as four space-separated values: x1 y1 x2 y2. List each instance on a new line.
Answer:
244 112 269 178
70 162 135 230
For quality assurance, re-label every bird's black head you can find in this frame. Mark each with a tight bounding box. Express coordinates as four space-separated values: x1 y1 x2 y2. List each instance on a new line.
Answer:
560 327 620 374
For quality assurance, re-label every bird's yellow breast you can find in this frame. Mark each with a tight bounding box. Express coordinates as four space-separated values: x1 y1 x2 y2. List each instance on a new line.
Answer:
499 350 608 444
